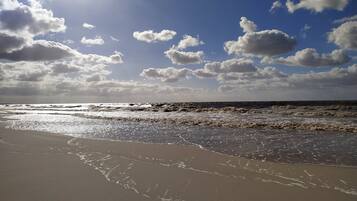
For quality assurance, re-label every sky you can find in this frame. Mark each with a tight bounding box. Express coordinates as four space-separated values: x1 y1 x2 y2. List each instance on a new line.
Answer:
0 0 356 103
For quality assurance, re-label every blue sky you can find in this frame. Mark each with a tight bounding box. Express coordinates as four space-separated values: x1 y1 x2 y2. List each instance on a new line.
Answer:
45 0 355 73
0 0 356 103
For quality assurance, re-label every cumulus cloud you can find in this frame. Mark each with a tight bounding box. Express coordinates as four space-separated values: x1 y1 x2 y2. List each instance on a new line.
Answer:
215 66 289 91
109 51 124 64
333 15 357 24
81 36 105 46
286 0 349 13
218 85 235 92
239 17 257 33
328 21 357 49
288 64 357 87
0 61 49 82
269 48 351 67
164 47 204 65
0 0 129 99
140 67 192 82
0 32 26 53
0 64 204 100
177 35 204 50
2 0 356 101
0 40 75 61
0 0 66 36
225 18 296 57
0 48 124 96
17 69 48 81
0 48 122 80
221 58 257 72
217 64 357 92
75 51 124 67
193 62 221 78
217 67 286 84
193 69 217 78
270 1 282 13
51 63 80 75
193 59 257 79
225 29 296 57
86 74 106 82
82 22 95 29
165 35 205 65
0 0 75 61
133 29 176 43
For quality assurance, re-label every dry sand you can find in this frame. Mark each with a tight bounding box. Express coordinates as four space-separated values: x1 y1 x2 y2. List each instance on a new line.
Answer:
0 124 357 201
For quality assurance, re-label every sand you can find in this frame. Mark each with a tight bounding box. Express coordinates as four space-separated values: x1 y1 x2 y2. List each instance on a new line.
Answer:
1 124 357 201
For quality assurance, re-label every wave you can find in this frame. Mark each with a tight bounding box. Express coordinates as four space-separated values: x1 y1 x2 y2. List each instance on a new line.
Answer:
1 101 357 133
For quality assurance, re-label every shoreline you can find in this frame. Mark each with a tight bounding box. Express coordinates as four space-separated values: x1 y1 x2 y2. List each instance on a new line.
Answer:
1 122 357 200
4 124 357 169
3 111 357 167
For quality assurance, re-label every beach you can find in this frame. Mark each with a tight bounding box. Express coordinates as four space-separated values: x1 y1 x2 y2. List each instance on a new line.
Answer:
1 0 357 200
1 120 357 201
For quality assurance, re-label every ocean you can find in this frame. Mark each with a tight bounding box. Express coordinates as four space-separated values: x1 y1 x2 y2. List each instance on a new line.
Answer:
1 101 357 166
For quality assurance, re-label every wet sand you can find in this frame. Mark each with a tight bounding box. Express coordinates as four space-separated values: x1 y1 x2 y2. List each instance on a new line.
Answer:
0 126 357 201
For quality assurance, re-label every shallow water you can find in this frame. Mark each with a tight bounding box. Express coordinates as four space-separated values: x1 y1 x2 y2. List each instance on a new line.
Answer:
3 111 357 166
1 102 357 133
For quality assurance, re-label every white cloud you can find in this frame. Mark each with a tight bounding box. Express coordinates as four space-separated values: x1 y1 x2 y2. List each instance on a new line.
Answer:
177 35 204 50
0 40 75 61
0 65 205 100
221 58 257 72
269 48 351 67
1 0 356 101
17 69 48 82
193 62 221 78
333 15 357 24
0 0 67 56
288 64 357 87
63 39 74 44
0 0 129 98
239 17 257 33
0 0 66 36
0 32 27 53
192 59 257 78
51 63 80 75
82 23 95 29
110 36 119 42
81 36 105 46
0 61 49 82
140 67 192 82
217 66 287 85
303 24 311 30
225 18 296 57
224 29 296 57
300 24 311 38
133 29 176 43
109 51 124 64
328 21 357 49
193 69 217 78
216 64 357 92
86 74 106 82
286 0 349 13
165 35 205 65
164 47 204 65
270 1 282 13
76 51 124 66
0 47 123 80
